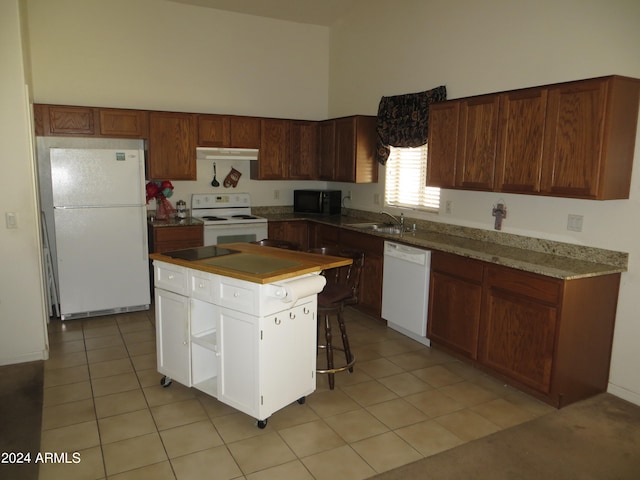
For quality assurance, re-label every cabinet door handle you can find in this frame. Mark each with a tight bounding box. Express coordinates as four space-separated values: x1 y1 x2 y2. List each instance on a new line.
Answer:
199 282 205 288
168 274 174 280
275 317 281 325
303 307 309 315
289 312 296 319
233 291 240 297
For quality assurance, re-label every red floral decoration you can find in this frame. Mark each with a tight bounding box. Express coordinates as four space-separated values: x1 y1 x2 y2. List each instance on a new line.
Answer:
145 180 174 204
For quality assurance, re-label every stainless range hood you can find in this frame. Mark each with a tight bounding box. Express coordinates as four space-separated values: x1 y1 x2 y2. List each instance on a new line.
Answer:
196 147 259 161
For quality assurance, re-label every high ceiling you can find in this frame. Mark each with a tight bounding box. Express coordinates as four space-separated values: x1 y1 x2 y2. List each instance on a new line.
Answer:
168 0 358 26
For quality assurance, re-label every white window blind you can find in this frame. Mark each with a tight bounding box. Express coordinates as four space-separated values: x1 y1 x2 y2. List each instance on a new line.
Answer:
384 145 440 211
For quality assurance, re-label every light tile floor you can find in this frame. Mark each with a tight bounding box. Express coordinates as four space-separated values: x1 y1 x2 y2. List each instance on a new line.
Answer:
40 307 554 480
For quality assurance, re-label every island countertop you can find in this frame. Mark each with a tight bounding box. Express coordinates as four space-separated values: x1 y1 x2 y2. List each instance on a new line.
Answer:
149 242 351 284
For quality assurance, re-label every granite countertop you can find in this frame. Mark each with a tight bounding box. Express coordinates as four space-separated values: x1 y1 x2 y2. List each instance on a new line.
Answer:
148 216 204 227
258 212 627 280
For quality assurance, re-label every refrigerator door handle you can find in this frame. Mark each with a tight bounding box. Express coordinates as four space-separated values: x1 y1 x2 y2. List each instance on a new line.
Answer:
141 208 150 262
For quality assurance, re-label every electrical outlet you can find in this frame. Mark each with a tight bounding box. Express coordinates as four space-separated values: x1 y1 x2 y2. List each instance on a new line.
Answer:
445 200 452 215
373 193 380 205
273 190 280 200
567 214 584 232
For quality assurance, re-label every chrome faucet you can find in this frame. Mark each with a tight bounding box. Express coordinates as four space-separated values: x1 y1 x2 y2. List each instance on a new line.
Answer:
380 211 404 229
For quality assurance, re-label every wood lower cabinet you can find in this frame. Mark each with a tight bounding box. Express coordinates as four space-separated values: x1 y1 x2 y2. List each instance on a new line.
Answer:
480 266 560 393
147 112 198 180
428 251 622 408
267 220 309 251
148 224 204 254
309 223 340 248
308 223 383 317
427 252 483 359
339 229 384 318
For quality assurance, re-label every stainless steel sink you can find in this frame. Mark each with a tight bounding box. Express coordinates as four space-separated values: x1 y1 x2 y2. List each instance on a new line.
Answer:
345 222 404 234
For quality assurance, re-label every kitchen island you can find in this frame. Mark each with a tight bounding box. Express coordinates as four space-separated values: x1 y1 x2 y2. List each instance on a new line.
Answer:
149 243 351 427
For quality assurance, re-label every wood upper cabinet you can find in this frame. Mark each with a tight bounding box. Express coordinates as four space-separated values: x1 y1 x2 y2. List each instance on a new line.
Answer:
229 116 261 148
427 252 484 359
427 75 640 199
318 120 336 180
252 118 290 180
289 120 318 180
34 104 98 136
426 101 460 188
197 114 230 147
334 116 378 183
455 95 500 190
147 112 198 180
541 76 639 199
99 108 149 138
34 104 148 138
197 114 261 148
495 88 547 193
316 116 377 183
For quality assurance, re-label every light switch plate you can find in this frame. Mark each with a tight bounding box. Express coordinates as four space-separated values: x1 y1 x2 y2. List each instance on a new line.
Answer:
5 212 17 229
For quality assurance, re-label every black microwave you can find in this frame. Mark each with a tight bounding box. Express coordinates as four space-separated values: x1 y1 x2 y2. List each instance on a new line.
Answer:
293 189 342 215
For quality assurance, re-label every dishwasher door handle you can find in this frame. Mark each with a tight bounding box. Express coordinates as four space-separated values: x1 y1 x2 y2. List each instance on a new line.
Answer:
384 242 428 265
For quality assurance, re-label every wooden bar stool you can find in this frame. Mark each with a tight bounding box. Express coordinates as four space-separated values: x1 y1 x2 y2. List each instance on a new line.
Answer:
309 247 364 389
252 238 300 250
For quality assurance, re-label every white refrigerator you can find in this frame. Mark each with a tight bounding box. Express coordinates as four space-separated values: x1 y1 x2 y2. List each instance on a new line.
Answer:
50 148 150 320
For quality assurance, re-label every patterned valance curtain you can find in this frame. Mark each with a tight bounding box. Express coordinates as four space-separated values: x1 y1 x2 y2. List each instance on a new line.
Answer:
375 85 447 165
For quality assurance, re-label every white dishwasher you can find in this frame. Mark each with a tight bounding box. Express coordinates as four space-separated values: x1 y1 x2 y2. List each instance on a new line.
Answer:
381 241 431 346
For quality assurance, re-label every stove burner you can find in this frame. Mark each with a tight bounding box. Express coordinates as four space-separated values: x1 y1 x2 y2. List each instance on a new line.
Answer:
202 216 227 221
232 215 258 219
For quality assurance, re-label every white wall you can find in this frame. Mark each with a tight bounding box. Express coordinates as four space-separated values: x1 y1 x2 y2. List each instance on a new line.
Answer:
329 0 640 404
0 0 48 365
26 0 330 119
26 0 332 207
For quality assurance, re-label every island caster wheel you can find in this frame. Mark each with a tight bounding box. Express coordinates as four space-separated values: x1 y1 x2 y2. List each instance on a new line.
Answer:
297 396 306 404
257 419 268 429
160 376 172 388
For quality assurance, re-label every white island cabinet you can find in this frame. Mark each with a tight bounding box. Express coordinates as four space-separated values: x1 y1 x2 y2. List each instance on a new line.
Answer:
153 259 322 428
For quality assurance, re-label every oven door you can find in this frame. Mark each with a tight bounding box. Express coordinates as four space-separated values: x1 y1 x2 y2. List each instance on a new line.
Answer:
204 223 269 246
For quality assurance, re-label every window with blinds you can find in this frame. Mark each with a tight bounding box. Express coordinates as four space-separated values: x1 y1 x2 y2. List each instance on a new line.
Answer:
384 145 440 211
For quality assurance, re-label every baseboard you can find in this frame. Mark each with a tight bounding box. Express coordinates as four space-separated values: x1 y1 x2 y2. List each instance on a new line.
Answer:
0 349 48 366
608 383 640 407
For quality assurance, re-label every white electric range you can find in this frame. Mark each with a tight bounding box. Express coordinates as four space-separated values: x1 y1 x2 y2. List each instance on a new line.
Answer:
191 193 268 246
